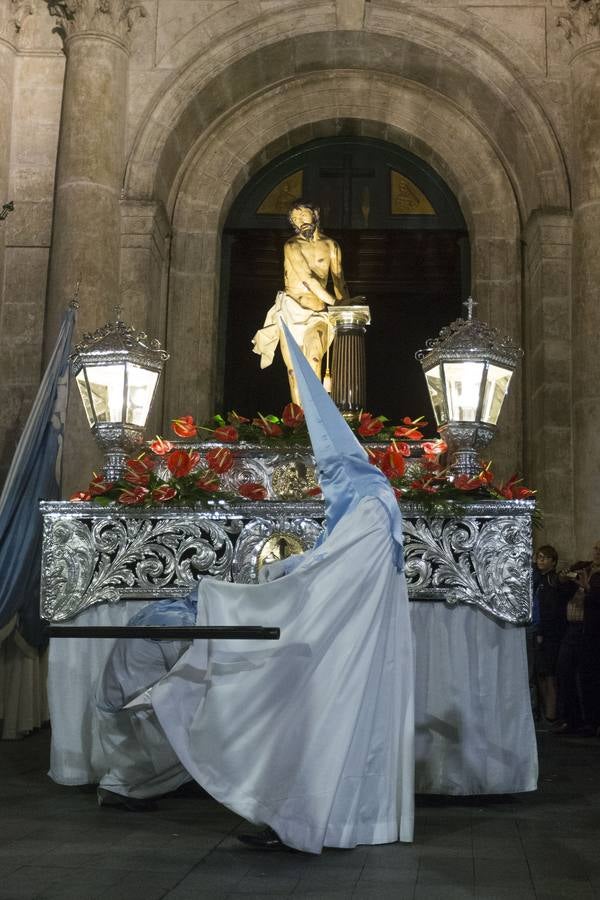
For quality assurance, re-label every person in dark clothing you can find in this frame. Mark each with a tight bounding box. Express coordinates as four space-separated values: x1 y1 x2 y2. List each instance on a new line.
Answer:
533 546 568 724
555 541 600 735
578 541 600 735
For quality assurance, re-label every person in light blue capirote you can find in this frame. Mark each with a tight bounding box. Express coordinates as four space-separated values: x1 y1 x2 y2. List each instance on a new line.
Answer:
96 325 415 849
150 324 415 853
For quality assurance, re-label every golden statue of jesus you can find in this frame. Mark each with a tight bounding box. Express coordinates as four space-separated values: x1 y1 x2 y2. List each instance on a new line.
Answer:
252 201 350 405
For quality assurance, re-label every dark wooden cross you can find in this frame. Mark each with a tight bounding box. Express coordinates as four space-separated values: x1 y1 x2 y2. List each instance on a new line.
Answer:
319 155 375 227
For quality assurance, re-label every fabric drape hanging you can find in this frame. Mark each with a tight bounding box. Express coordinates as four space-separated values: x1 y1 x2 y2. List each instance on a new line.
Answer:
0 305 75 646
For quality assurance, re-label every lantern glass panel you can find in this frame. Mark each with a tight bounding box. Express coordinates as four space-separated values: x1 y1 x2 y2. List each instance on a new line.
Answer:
481 364 513 425
80 364 126 423
75 371 96 426
444 361 484 422
424 365 446 425
125 363 159 426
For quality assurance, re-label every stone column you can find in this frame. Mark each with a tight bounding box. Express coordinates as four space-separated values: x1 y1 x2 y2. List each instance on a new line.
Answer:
0 5 20 310
120 199 171 435
43 0 146 495
523 211 574 558
0 2 35 485
557 2 600 556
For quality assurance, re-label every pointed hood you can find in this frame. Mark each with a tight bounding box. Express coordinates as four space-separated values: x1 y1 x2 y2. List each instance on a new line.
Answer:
282 322 404 570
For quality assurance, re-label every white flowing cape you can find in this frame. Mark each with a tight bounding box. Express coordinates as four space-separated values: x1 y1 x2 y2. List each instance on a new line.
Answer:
152 494 414 854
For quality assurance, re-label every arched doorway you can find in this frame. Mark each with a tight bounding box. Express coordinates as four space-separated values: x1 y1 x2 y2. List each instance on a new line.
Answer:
220 136 469 420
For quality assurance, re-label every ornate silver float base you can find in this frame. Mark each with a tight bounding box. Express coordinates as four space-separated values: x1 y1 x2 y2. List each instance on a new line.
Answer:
40 499 534 626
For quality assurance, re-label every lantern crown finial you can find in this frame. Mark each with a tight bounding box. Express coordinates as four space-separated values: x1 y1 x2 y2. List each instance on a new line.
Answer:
464 296 476 320
416 301 522 371
70 315 168 369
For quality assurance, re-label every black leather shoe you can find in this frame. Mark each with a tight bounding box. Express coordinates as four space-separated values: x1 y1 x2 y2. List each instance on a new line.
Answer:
237 827 287 850
97 788 158 812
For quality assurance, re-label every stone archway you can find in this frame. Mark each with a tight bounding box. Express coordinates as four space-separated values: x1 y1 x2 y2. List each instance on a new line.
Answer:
157 72 522 472
121 23 570 486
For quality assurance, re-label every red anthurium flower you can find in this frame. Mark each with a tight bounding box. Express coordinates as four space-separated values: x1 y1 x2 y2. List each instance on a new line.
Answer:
476 461 494 485
392 440 411 457
496 473 536 500
195 474 220 492
422 440 446 456
125 471 151 487
394 424 424 441
453 474 481 491
151 484 177 502
166 448 201 478
382 447 407 477
205 447 234 474
357 413 385 438
70 491 91 502
281 403 305 428
238 482 268 501
252 415 283 437
514 486 536 499
126 454 155 475
213 425 239 442
89 473 115 496
117 486 149 505
171 415 198 438
366 447 386 467
227 410 250 426
402 416 428 428
149 436 174 456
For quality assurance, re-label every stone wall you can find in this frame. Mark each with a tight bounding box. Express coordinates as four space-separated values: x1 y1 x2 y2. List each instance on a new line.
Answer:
1 0 598 556
0 0 63 487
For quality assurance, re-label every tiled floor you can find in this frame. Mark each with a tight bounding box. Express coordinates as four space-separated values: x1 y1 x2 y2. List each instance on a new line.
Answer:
1 727 599 899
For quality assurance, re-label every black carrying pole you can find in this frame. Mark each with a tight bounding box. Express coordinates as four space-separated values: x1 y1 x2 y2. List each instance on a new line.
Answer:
47 625 280 640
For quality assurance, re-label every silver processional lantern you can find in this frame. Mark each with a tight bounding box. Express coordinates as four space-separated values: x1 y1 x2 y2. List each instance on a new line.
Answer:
70 311 169 481
417 298 523 477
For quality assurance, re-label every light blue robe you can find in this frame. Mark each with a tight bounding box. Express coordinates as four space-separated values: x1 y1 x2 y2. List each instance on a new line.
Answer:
150 327 415 852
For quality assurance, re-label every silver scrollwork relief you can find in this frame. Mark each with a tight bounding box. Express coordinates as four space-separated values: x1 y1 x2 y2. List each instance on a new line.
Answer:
41 514 234 621
40 499 534 624
404 515 532 623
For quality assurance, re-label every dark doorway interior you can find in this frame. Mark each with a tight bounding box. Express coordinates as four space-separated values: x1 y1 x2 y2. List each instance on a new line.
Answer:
220 138 469 425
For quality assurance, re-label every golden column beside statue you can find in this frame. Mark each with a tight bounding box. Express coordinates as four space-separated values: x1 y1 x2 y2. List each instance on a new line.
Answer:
328 304 371 413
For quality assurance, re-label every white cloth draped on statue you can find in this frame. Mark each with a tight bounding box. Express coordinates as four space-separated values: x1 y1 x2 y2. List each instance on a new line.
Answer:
151 495 415 854
252 291 332 369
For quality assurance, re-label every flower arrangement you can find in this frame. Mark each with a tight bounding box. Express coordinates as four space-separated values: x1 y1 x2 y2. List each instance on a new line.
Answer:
70 403 535 508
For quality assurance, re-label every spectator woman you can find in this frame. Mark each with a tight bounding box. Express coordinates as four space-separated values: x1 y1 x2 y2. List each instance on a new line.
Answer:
533 546 567 724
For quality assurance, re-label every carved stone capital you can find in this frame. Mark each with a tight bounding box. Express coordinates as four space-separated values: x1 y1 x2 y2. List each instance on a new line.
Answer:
0 0 35 47
557 0 600 52
45 0 146 46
